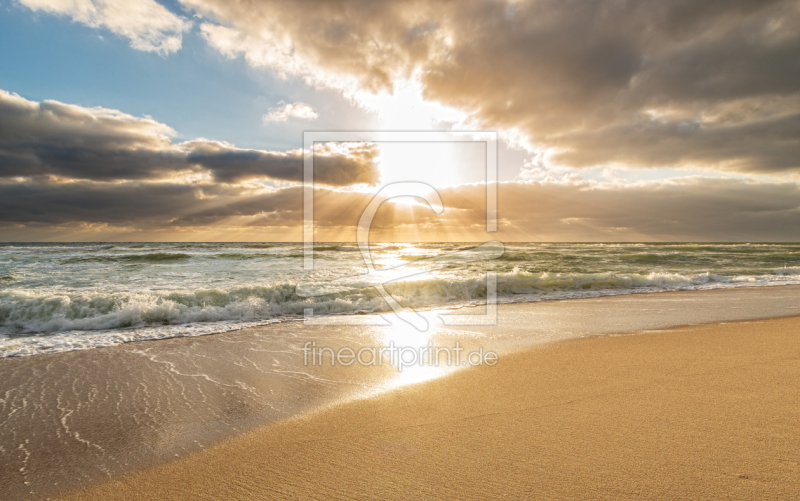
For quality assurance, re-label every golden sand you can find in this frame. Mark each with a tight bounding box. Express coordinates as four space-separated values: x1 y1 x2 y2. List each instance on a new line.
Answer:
57 317 800 500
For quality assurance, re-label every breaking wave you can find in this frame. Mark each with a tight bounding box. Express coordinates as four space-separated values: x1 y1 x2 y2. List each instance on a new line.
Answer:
2 267 800 357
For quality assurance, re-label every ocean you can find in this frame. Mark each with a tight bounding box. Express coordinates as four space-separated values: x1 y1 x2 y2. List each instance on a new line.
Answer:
1 242 799 357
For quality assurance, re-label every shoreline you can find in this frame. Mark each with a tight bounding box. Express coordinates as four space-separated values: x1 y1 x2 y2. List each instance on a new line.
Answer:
2 286 799 499
57 315 800 500
4 281 800 359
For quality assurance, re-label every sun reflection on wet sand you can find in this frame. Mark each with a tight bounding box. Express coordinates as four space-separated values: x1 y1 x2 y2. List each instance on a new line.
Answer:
379 311 467 388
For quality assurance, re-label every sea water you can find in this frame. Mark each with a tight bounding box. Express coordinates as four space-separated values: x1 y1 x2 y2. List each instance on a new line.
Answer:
1 242 799 357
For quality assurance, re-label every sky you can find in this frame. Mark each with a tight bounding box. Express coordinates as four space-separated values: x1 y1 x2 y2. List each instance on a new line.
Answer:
0 0 798 241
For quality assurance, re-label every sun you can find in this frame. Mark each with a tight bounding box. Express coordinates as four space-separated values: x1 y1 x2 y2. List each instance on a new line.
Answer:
378 141 488 187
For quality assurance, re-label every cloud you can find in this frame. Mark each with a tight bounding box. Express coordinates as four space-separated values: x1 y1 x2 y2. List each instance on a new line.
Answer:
1 177 798 242
180 0 800 174
549 113 800 173
184 140 379 185
18 0 191 54
0 89 186 180
199 23 311 80
0 90 379 185
263 101 319 122
0 178 229 227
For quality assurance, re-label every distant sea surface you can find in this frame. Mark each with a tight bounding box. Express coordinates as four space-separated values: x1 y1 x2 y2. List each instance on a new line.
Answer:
1 242 799 357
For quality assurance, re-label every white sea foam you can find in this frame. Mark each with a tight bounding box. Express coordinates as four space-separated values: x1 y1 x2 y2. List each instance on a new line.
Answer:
2 266 800 357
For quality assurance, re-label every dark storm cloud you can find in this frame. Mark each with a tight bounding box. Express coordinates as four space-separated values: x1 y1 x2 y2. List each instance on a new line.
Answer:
0 89 185 180
186 0 800 173
551 113 800 172
0 90 379 185
0 179 234 226
488 178 800 241
185 140 380 185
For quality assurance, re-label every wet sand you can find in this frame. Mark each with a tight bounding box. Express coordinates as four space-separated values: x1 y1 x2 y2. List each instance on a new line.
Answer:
57 316 800 500
1 286 799 499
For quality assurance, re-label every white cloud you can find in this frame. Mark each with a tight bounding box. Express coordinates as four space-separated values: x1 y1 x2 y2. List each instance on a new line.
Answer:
18 0 191 54
199 23 306 78
263 101 319 122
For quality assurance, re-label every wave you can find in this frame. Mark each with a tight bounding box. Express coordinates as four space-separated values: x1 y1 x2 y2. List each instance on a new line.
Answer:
61 253 192 264
618 252 690 263
398 253 440 262
0 285 310 336
4 267 799 333
314 245 361 252
2 256 800 357
210 253 274 260
375 245 407 251
654 244 799 254
494 253 531 261
242 243 276 249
